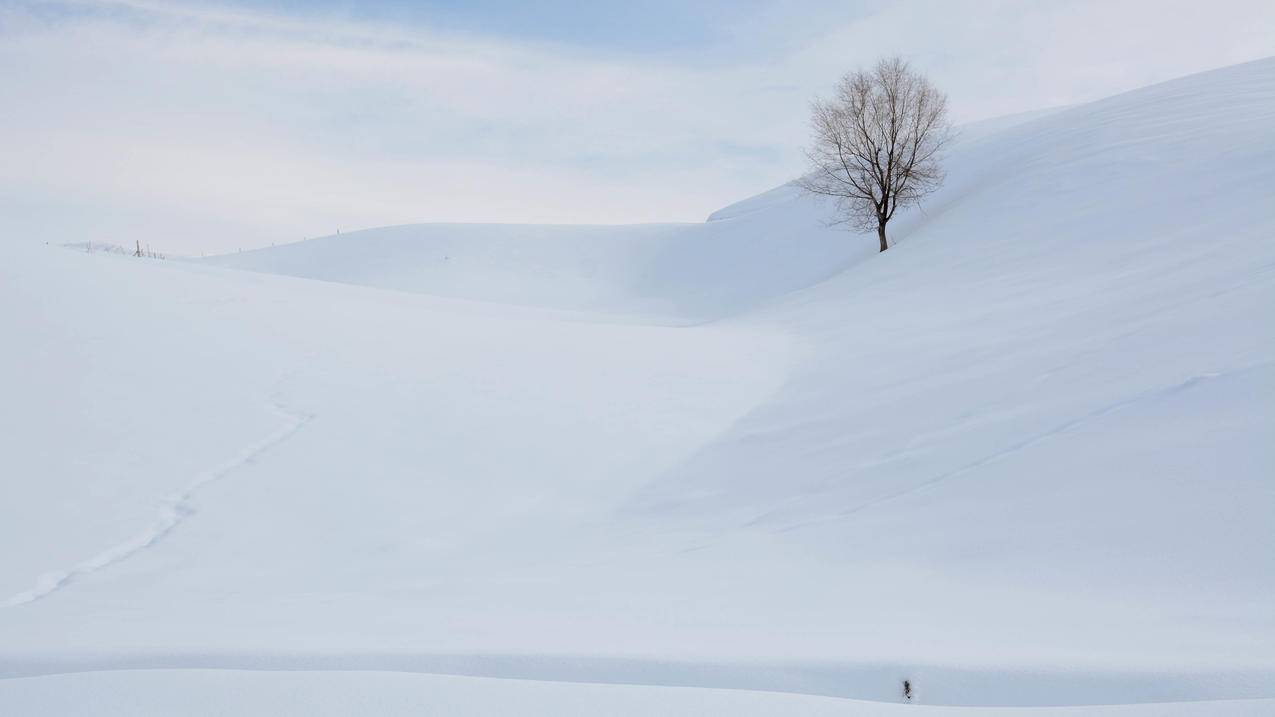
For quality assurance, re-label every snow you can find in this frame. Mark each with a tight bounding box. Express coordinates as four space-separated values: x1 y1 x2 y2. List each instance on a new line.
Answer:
200 217 867 323
2 57 1274 714
2 670 1272 717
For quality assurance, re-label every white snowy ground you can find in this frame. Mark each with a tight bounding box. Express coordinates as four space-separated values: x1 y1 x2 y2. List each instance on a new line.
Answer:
2 59 1273 715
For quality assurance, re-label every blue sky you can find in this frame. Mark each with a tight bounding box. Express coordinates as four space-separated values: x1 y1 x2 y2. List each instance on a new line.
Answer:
3 0 1275 253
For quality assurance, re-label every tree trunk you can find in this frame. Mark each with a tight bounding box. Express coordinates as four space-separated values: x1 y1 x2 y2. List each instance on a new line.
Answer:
877 221 889 252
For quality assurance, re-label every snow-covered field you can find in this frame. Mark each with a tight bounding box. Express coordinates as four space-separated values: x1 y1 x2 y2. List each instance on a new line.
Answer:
2 58 1273 715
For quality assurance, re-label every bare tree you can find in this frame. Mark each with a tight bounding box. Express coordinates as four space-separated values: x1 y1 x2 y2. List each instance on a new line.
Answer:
798 57 951 252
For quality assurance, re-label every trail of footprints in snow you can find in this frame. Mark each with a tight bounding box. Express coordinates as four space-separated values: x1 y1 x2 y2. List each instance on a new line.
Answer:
2 403 314 608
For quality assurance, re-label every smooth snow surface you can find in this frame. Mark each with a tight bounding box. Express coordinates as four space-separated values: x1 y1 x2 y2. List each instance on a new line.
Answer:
2 59 1274 714
202 212 866 323
1 671 1274 717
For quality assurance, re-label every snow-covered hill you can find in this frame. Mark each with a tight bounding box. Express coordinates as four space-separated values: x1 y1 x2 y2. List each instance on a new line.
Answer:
200 199 864 323
2 59 1273 715
197 109 1064 322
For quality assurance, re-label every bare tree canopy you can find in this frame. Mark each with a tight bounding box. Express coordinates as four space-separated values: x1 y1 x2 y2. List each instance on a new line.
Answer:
798 57 951 252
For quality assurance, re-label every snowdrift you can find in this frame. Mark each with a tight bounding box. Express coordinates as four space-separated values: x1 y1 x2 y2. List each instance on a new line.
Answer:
2 58 1274 715
200 194 867 322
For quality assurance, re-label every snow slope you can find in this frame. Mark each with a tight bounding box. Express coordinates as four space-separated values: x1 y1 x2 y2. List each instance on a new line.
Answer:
2 58 1274 714
200 208 867 323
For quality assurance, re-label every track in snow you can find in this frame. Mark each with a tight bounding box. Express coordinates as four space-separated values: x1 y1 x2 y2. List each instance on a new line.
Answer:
2 402 314 608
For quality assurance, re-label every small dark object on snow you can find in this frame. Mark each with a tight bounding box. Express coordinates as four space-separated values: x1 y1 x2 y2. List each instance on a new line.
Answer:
903 679 913 701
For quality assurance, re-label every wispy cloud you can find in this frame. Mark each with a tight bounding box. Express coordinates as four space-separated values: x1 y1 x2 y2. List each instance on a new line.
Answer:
3 0 1273 253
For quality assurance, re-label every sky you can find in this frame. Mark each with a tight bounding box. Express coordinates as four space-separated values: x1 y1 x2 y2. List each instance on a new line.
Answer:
3 0 1275 254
